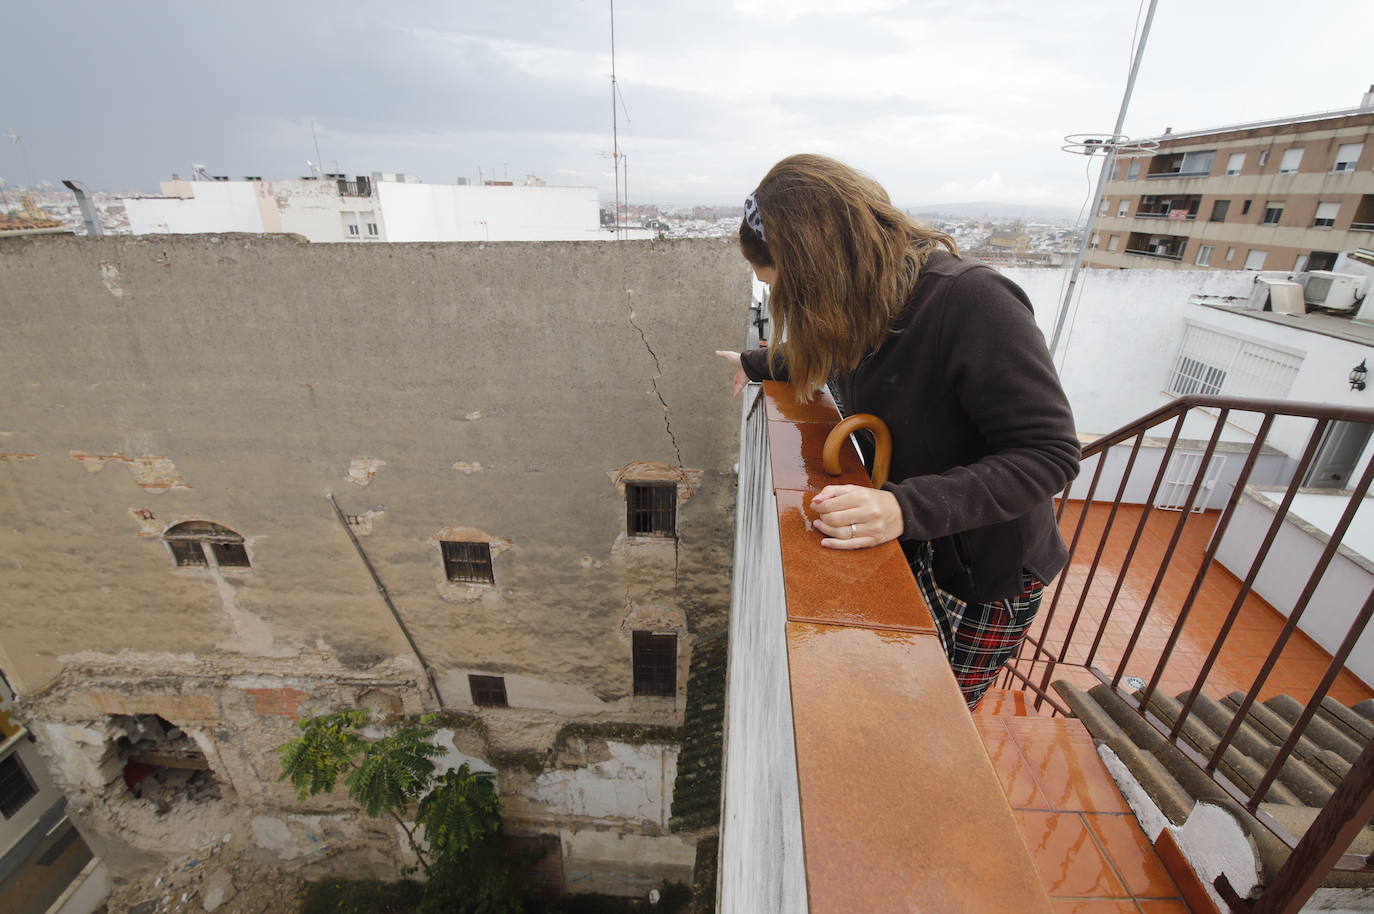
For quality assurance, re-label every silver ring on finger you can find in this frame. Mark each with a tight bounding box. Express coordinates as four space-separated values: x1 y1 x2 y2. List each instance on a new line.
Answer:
850 523 857 538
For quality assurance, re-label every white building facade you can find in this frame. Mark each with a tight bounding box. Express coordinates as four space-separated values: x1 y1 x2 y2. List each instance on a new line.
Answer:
124 174 607 243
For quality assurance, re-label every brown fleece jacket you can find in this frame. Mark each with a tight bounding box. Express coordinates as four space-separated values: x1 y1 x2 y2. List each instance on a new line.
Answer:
740 252 1081 603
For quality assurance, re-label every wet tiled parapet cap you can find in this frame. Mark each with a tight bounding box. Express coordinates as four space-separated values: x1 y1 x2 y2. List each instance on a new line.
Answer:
761 380 1055 914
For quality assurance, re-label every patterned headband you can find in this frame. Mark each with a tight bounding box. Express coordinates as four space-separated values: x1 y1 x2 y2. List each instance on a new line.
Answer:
743 192 766 243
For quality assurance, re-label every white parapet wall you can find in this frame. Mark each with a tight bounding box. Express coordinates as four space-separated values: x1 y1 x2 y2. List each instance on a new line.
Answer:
1214 487 1374 687
376 182 602 242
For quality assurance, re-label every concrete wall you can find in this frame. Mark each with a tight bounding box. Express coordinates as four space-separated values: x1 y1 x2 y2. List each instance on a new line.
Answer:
1066 441 1291 510
1004 266 1374 483
717 388 807 914
1214 491 1374 687
0 234 747 883
377 183 601 242
1001 266 1255 435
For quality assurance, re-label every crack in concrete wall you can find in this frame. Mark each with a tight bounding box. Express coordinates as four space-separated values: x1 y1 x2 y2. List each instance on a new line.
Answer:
626 306 684 470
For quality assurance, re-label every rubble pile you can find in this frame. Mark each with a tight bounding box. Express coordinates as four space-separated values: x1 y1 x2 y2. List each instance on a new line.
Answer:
103 839 304 914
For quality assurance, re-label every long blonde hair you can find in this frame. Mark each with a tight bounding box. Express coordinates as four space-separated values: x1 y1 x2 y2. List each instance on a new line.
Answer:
740 154 958 399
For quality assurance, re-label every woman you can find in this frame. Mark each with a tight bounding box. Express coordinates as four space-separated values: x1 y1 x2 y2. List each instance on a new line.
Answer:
716 154 1080 710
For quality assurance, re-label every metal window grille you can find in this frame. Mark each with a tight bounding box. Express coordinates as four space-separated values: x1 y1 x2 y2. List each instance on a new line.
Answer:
442 541 494 584
0 753 38 819
211 542 251 567
632 631 677 697
468 675 508 707
1262 203 1284 225
169 540 207 567
1168 325 1302 413
165 521 248 569
626 482 676 537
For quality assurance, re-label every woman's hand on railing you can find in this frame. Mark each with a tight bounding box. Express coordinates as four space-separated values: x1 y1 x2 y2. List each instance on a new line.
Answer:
715 350 747 398
811 485 904 550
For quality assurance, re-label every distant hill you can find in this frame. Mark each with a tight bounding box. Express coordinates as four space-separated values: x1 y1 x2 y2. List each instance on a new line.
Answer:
905 201 1083 221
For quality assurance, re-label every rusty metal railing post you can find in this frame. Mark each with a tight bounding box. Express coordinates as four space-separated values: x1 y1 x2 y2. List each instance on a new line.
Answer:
1249 735 1374 914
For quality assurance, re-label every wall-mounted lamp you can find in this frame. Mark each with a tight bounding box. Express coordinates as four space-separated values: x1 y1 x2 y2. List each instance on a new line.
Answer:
1351 360 1368 392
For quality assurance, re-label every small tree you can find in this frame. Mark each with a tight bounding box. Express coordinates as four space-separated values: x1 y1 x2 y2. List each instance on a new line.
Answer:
279 711 526 913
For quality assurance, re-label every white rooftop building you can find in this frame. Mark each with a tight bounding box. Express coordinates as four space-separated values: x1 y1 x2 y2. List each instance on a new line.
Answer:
124 173 613 242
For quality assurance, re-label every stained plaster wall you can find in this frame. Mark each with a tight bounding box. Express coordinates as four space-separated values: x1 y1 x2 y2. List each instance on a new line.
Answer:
0 234 746 880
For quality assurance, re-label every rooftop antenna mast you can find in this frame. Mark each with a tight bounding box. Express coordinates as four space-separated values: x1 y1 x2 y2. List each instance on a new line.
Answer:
4 129 33 189
311 122 325 179
610 0 622 239
1048 0 1160 358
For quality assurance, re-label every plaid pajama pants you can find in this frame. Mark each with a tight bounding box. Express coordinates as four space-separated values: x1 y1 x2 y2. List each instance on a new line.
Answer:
909 541 1044 711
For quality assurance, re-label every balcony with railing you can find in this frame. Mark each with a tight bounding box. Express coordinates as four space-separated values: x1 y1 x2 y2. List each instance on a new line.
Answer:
1138 195 1202 221
716 327 1374 910
718 379 1203 913
1126 232 1189 261
1353 195 1374 233
336 176 373 197
1148 151 1219 181
1001 395 1374 914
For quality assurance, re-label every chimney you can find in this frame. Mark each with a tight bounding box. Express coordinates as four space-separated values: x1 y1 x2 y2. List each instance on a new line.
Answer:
1363 84 1374 108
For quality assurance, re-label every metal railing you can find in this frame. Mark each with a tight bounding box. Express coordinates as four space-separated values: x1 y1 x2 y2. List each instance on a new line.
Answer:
337 177 372 197
1124 248 1185 261
1003 394 1374 914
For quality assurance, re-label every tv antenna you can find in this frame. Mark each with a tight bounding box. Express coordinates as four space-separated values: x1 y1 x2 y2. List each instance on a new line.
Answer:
608 0 633 239
1048 0 1160 358
4 128 34 188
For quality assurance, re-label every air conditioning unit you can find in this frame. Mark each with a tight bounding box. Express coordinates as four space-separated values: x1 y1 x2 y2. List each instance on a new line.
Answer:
1248 278 1305 314
1303 271 1365 310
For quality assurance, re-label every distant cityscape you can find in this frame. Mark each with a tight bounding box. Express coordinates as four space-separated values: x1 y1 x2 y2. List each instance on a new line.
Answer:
1 181 1083 267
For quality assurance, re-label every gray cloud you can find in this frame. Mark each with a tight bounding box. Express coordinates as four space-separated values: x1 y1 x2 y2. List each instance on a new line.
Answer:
4 0 1371 205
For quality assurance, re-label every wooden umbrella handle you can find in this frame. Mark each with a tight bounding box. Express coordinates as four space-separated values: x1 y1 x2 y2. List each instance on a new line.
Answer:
822 413 892 489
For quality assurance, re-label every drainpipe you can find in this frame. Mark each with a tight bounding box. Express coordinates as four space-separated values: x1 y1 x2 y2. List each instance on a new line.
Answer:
61 180 103 236
327 494 443 708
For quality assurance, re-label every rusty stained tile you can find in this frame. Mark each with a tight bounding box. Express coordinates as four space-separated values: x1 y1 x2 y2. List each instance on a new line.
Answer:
760 379 844 424
785 622 1053 914
766 420 873 492
774 488 935 633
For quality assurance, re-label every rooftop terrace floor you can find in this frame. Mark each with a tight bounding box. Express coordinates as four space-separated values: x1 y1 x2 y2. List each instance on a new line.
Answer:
1026 502 1374 708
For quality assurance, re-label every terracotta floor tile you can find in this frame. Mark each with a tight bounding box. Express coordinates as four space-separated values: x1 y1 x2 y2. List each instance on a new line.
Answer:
1016 739 1132 813
1015 810 1129 897
1135 901 1192 914
1047 504 1374 709
1051 901 1144 914
980 728 1053 809
1084 813 1181 898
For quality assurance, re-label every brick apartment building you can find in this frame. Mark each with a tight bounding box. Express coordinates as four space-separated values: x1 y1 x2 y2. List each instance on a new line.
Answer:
1087 85 1374 273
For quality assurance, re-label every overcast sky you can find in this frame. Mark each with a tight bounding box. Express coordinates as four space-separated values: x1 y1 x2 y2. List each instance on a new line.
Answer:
5 1 1370 207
